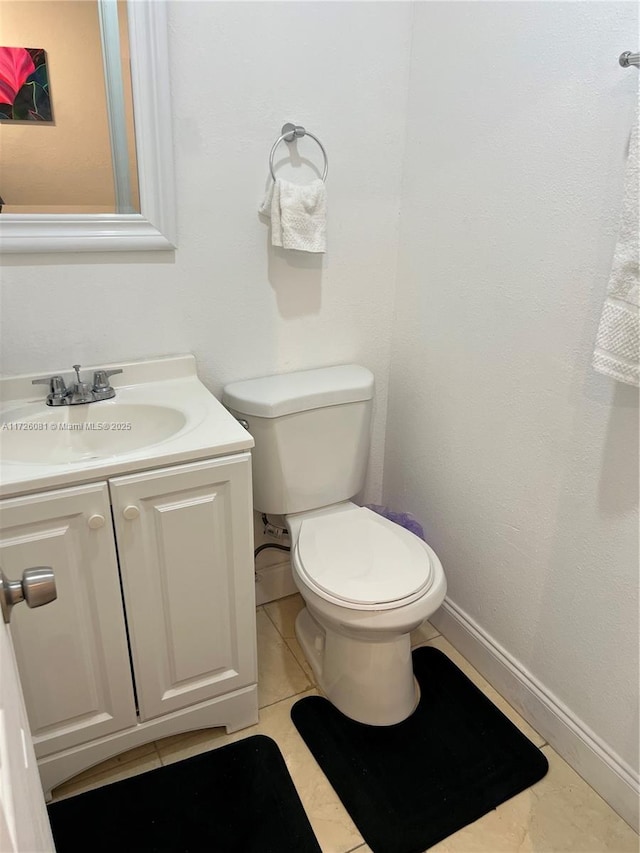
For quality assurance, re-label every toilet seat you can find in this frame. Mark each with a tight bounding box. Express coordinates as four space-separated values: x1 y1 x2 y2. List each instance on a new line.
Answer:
294 506 434 611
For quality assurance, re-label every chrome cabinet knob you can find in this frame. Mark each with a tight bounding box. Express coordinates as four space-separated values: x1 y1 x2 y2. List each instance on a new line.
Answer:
0 567 57 624
122 505 140 520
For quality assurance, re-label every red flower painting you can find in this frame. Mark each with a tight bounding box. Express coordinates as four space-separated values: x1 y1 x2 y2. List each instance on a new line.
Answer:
0 47 35 103
0 46 51 121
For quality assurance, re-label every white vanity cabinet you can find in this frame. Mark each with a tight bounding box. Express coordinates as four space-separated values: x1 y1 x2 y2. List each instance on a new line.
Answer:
0 452 257 796
109 456 256 721
0 482 138 756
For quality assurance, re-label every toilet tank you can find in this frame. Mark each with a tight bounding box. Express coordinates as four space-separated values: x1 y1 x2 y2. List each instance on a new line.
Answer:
223 365 374 515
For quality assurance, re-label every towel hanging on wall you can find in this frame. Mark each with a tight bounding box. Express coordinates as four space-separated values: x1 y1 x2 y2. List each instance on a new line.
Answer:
260 178 326 253
592 109 639 387
259 123 328 254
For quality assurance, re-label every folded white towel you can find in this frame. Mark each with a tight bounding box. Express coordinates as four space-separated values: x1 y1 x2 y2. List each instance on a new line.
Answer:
593 110 639 387
260 178 326 253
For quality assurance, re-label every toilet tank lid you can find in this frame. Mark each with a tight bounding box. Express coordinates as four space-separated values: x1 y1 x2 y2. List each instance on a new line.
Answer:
222 364 374 418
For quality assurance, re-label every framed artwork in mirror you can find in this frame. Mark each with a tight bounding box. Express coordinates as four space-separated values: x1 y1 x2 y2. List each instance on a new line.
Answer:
0 47 52 122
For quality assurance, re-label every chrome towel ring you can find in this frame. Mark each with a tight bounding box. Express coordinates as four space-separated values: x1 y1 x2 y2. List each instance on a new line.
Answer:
268 123 328 182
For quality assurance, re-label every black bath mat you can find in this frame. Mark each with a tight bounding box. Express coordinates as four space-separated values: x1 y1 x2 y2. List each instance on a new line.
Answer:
48 734 321 853
291 647 548 853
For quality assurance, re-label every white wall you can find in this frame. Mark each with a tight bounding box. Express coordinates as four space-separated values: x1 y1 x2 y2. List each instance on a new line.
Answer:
384 0 639 800
0 1 413 501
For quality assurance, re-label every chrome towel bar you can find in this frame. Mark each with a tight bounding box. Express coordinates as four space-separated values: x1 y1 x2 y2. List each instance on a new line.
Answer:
268 123 328 182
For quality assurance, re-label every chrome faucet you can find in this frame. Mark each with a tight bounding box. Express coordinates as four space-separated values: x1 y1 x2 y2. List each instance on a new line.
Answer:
32 365 123 406
68 365 95 405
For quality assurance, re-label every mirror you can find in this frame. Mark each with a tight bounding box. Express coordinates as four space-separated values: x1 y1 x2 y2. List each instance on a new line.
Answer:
0 0 139 216
0 0 175 253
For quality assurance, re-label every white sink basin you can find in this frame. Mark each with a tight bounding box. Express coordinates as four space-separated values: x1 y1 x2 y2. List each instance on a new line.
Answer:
0 354 254 497
1 403 187 464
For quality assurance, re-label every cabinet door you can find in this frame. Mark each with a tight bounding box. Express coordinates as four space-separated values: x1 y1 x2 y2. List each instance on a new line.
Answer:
0 483 137 758
0 621 54 852
110 454 257 721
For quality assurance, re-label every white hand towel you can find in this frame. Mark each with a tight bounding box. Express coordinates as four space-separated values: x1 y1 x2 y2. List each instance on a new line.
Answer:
259 178 326 253
592 110 639 387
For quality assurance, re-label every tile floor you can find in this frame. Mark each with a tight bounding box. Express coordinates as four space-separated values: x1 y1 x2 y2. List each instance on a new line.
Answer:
51 594 639 853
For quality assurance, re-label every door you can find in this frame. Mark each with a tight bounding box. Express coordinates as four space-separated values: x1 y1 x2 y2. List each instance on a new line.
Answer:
110 454 257 721
0 608 54 851
0 482 137 757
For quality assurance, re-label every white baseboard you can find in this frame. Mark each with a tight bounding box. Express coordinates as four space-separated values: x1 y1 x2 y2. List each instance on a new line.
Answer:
255 559 297 606
430 597 639 832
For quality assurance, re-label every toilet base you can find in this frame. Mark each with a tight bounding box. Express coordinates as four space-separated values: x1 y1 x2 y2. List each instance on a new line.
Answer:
295 607 419 726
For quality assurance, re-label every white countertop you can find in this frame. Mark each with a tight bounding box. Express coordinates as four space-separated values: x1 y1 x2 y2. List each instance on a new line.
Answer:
0 354 254 498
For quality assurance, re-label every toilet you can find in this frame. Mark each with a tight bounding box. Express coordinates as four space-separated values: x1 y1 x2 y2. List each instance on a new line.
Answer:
223 364 446 726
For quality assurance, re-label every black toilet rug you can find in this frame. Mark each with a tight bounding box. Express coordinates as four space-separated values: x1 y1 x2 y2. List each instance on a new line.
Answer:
291 646 548 853
47 734 321 853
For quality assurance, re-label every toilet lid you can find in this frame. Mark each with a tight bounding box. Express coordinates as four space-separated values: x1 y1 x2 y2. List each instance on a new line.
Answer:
295 507 433 609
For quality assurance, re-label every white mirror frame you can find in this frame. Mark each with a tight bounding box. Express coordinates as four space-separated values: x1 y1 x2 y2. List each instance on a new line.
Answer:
0 1 176 254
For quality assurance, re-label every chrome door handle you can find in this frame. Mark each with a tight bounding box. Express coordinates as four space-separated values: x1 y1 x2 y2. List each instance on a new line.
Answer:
0 567 57 624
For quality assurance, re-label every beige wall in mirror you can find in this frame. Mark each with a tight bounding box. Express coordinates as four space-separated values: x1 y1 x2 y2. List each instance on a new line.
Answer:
0 0 139 214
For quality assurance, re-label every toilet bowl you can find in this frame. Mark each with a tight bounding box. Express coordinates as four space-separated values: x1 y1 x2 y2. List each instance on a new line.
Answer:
286 502 446 725
222 364 447 726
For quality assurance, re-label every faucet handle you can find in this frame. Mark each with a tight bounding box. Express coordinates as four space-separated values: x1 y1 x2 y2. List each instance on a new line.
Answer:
92 368 123 400
31 375 68 406
92 368 123 390
32 375 66 393
32 375 63 388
